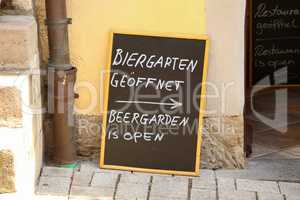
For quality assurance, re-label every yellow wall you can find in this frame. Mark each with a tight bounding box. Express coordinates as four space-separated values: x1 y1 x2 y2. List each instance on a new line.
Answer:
68 0 206 115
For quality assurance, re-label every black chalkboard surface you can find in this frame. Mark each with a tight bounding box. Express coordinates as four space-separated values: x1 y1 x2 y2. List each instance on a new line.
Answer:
251 0 300 86
100 32 209 176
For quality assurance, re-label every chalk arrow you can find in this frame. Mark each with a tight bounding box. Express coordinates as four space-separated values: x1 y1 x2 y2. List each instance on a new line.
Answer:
116 98 182 110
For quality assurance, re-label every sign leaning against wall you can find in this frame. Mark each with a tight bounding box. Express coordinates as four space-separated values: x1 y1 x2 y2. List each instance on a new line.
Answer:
100 31 209 176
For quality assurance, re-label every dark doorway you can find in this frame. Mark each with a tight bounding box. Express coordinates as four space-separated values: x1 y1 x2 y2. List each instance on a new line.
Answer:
244 0 300 160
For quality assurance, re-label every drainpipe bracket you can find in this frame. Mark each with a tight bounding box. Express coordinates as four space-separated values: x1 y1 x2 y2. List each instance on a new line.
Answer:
45 18 72 25
48 63 74 71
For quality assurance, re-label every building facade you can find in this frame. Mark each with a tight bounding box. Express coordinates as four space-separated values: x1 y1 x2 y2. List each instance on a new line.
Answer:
0 0 247 195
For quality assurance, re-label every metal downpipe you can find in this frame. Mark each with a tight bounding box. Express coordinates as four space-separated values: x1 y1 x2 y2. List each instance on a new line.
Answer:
45 0 77 165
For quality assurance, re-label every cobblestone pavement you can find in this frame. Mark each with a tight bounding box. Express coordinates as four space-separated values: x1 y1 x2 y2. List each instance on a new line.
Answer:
32 161 300 200
1 161 300 200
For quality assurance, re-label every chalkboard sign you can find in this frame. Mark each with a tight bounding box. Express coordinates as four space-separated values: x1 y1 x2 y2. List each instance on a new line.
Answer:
100 32 209 176
251 0 300 86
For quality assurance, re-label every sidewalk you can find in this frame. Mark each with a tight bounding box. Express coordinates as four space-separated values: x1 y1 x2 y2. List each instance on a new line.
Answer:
31 160 300 200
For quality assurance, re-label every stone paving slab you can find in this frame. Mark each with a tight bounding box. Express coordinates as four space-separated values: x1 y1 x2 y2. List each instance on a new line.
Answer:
72 171 94 187
150 175 189 199
70 186 114 200
116 183 149 200
149 197 186 200
79 161 127 175
278 182 300 196
218 190 256 200
91 172 119 188
236 179 280 193
200 169 215 178
119 173 151 185
34 195 68 200
257 193 284 200
191 188 217 200
36 176 71 196
216 159 300 182
41 166 73 178
35 163 300 200
78 161 99 173
152 175 188 184
286 195 300 200
192 170 216 190
217 177 236 191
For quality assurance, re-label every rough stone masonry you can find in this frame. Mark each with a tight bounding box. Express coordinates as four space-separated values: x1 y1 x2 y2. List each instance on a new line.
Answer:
0 13 43 198
0 150 15 194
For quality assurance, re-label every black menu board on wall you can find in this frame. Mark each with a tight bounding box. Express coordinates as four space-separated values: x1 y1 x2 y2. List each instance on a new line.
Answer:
251 0 300 86
99 32 209 176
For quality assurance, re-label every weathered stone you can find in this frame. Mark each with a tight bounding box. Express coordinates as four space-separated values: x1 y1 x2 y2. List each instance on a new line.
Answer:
70 186 114 200
149 197 185 200
218 191 256 200
152 175 188 184
0 70 42 197
12 0 32 11
286 195 300 200
34 0 48 65
279 182 300 196
74 114 101 158
0 16 38 70
192 172 216 190
215 159 300 182
200 169 215 178
72 171 93 187
41 166 74 178
91 172 118 188
78 161 99 173
0 150 15 194
0 0 32 11
191 188 217 200
116 183 148 200
36 176 71 196
150 176 188 199
201 116 244 169
257 193 284 200
237 179 280 194
33 195 68 200
217 177 236 192
119 173 151 185
0 87 22 128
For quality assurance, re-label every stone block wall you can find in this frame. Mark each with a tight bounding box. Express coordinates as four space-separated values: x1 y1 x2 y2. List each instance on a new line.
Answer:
11 0 32 11
0 150 15 194
0 16 38 70
201 117 244 169
0 15 43 196
0 0 33 15
0 87 22 128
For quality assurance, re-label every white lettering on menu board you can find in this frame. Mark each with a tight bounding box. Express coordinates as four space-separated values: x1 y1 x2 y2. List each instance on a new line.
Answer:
107 48 200 143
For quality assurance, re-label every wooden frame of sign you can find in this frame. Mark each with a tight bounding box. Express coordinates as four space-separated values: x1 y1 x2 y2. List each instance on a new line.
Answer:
100 31 209 176
249 0 300 88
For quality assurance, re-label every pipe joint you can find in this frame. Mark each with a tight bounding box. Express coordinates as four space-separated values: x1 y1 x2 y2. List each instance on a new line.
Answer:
48 63 73 71
45 18 72 26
